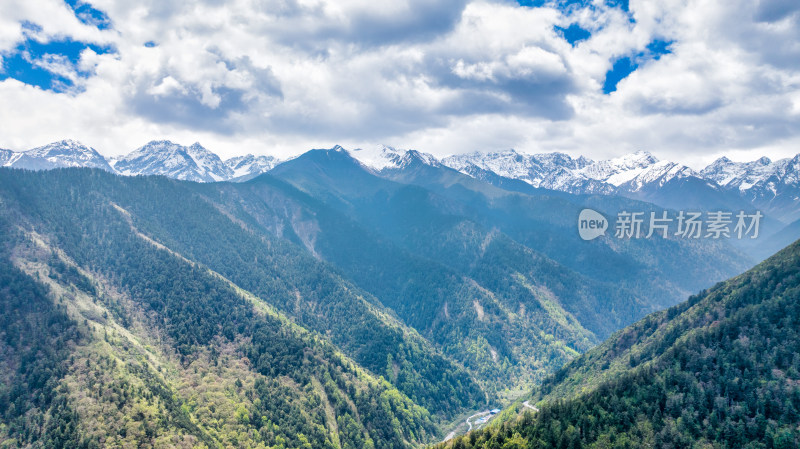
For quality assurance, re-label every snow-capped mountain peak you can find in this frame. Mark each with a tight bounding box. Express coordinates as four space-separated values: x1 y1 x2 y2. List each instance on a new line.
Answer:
2 138 284 183
441 149 612 194
575 155 593 168
696 153 800 221
700 156 742 187
442 149 531 183
442 149 587 187
224 154 280 180
618 160 700 192
348 145 403 171
115 140 232 182
579 150 659 186
6 139 113 171
700 154 792 191
400 149 441 168
184 142 233 181
348 145 440 171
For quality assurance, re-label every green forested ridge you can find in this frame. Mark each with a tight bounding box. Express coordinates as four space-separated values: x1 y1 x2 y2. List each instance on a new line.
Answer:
436 238 800 449
0 168 454 448
112 175 485 415
210 176 592 397
262 149 747 395
0 163 763 448
3 167 485 416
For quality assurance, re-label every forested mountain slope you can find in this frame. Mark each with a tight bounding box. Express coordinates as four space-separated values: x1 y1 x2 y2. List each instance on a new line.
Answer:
265 147 749 397
437 238 800 449
210 171 601 399
0 163 764 448
0 168 479 448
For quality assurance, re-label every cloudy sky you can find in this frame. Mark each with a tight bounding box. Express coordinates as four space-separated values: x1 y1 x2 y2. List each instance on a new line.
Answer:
0 0 798 167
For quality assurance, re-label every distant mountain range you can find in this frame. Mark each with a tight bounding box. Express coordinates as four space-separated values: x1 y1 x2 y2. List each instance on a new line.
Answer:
1 139 279 183
1 141 798 448
3 139 799 225
1 139 114 172
352 145 800 227
441 149 798 222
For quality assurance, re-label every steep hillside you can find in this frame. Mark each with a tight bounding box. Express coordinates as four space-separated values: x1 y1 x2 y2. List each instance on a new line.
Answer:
204 172 599 399
0 167 484 448
437 238 800 449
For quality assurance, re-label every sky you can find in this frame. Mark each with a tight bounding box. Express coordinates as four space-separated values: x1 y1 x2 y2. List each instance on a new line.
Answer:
0 0 799 168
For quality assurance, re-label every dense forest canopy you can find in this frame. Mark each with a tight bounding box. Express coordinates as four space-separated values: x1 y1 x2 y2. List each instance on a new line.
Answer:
436 238 800 449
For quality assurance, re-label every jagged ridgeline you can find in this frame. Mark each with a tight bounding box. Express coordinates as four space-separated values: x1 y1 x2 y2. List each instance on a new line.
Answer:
0 168 485 448
436 238 800 449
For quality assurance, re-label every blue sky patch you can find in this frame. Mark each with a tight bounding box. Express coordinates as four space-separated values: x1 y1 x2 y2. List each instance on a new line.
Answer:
64 0 112 30
602 39 673 94
0 36 115 93
515 0 546 7
646 39 674 60
605 0 629 12
556 23 592 46
602 56 637 94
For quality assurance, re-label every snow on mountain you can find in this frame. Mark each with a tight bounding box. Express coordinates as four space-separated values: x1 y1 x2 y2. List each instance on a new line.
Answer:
5 140 114 171
578 150 659 186
442 149 728 200
700 156 796 192
443 149 617 194
0 139 282 183
2 137 797 223
442 149 590 188
349 145 440 172
396 149 441 169
225 154 280 180
185 142 233 181
780 155 800 188
114 140 233 182
347 145 403 171
701 154 800 222
0 149 16 166
618 160 701 192
443 150 535 182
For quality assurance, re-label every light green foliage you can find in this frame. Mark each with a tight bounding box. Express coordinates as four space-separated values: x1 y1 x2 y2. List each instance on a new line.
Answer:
0 168 443 448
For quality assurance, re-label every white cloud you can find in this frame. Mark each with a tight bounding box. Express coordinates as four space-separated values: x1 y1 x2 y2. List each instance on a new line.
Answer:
147 75 186 97
0 0 797 167
0 0 111 51
452 46 567 83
